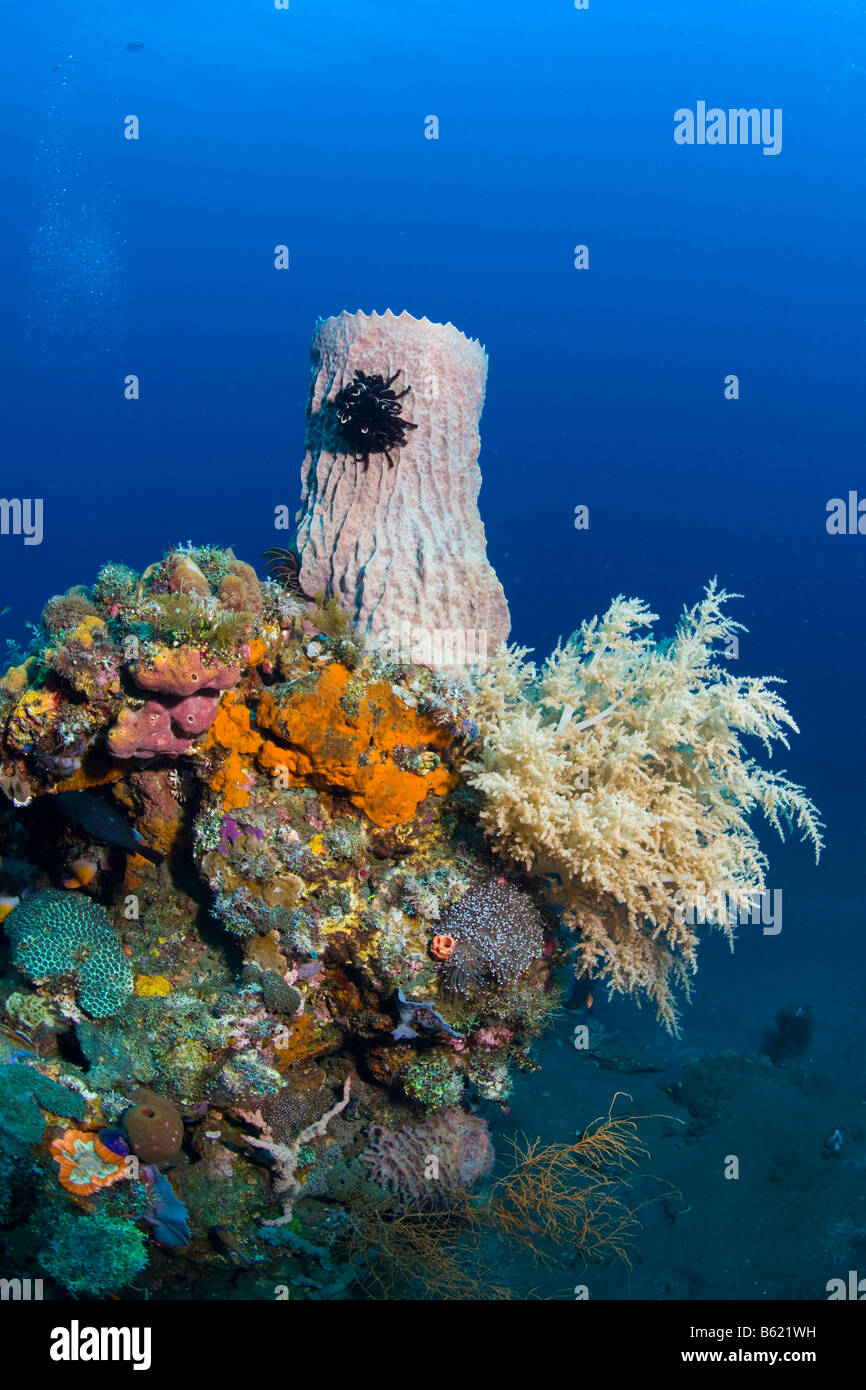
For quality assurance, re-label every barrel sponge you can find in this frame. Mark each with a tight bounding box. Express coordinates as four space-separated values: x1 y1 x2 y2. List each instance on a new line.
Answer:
5 889 133 1018
360 1108 494 1210
296 310 510 648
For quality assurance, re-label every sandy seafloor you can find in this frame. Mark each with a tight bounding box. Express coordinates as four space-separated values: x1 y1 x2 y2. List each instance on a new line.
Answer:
480 847 864 1302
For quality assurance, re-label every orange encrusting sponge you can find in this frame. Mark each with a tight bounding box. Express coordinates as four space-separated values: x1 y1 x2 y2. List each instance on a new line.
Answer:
205 663 455 827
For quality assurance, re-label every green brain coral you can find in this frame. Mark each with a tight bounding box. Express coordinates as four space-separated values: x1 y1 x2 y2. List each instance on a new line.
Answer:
6 889 133 1018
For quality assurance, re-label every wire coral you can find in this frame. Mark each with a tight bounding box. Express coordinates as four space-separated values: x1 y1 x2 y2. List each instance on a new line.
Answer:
347 1199 510 1300
481 1097 651 1268
466 582 824 1031
348 1095 654 1297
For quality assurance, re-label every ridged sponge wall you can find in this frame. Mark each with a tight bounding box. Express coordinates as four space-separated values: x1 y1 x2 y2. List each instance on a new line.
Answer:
295 310 510 655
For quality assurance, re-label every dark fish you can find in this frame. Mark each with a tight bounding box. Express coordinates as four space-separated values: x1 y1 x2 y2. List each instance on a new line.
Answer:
55 789 163 865
125 40 145 52
209 1225 251 1266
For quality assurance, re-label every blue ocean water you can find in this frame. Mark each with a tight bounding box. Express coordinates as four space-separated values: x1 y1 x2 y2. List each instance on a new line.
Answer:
1 1 864 1308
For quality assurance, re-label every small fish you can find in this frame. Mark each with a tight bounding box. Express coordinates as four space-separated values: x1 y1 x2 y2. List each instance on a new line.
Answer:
0 606 10 616
567 973 595 1012
125 40 145 52
61 858 99 890
55 789 163 865
0 895 20 923
209 1225 251 1266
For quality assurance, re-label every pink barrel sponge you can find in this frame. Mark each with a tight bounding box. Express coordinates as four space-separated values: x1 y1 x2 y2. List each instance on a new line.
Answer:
296 310 510 656
130 646 240 698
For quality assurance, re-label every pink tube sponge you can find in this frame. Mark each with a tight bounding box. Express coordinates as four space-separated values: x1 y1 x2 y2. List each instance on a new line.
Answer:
108 688 223 759
107 703 196 760
169 690 221 735
131 646 240 698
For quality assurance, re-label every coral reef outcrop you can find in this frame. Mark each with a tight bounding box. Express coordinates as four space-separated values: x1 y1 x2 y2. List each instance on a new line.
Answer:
0 326 823 1301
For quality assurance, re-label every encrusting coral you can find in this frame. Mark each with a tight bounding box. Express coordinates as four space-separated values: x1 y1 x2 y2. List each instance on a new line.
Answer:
255 661 456 827
466 582 823 1030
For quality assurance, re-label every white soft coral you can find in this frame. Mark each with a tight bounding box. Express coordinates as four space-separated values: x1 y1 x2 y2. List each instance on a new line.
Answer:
466 582 823 1031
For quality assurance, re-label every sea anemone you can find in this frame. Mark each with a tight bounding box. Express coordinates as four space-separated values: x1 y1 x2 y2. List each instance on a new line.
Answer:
334 370 417 465
439 876 546 994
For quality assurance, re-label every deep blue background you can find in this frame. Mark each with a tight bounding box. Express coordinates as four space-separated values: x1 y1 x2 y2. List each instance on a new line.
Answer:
1 0 863 893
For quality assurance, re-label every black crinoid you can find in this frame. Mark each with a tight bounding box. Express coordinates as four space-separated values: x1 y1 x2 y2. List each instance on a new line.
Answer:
262 547 303 597
334 369 418 466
